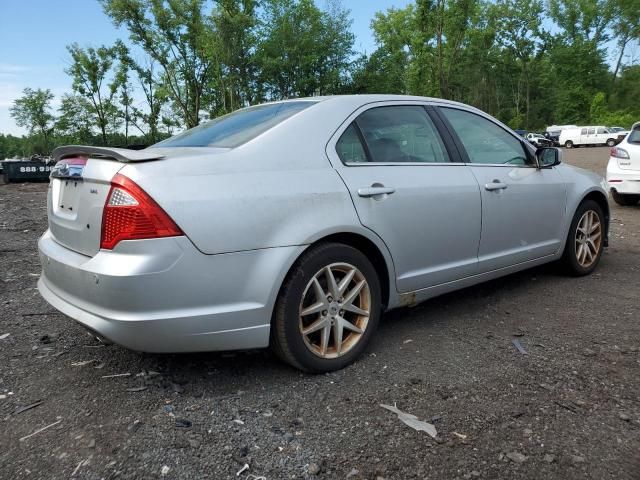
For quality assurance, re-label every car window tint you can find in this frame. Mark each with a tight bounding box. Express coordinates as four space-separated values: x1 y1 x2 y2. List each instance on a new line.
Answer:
154 101 317 148
581 128 588 135
440 107 532 166
355 106 449 163
588 128 595 135
336 124 368 163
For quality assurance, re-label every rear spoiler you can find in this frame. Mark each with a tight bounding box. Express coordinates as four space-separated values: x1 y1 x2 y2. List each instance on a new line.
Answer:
52 145 164 163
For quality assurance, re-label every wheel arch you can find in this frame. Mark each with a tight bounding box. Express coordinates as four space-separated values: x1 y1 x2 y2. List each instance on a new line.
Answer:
310 232 393 309
272 230 396 316
579 190 610 247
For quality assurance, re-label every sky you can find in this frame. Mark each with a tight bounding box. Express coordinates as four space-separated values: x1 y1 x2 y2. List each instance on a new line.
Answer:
3 0 414 136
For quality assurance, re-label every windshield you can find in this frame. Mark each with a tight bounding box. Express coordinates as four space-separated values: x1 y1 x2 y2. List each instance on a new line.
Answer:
154 101 317 148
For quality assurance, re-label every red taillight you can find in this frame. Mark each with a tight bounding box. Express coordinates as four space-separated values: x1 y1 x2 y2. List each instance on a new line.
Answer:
610 147 629 159
100 173 183 250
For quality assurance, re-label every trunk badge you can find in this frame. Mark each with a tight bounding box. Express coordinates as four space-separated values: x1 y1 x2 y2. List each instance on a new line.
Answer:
51 158 87 180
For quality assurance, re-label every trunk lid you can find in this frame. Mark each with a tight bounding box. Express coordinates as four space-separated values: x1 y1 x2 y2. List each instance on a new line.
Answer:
48 157 124 257
47 146 167 257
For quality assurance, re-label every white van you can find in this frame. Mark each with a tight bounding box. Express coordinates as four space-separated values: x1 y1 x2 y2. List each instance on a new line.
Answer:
546 125 577 136
559 126 620 148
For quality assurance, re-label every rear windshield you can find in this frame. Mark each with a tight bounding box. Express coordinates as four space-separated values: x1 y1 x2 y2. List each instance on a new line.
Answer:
628 128 640 144
154 101 317 148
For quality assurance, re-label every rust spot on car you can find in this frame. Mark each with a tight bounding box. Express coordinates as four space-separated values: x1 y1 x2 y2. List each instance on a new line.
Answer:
398 292 418 308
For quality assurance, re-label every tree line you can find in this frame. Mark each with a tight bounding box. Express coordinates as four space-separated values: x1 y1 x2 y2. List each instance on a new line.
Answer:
3 0 639 159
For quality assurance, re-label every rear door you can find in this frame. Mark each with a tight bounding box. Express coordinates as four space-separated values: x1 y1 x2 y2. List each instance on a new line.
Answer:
435 106 567 272
579 128 589 145
326 102 482 293
48 158 123 256
585 127 597 145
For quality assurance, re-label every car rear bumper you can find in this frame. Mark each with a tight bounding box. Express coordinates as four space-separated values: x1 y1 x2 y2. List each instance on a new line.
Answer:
37 230 305 353
606 159 640 194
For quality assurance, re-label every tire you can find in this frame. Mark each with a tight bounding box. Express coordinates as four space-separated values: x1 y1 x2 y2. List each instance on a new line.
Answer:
606 138 616 147
564 140 573 148
271 242 382 372
561 200 605 276
611 190 640 206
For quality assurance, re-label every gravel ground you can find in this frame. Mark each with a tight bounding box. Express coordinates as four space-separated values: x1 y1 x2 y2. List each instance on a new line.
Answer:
0 147 639 480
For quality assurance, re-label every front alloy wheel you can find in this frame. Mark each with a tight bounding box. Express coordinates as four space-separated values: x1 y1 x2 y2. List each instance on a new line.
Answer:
271 243 381 372
561 200 605 276
574 210 602 269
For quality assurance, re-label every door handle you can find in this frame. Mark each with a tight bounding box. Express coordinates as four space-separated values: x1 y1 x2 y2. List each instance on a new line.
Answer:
357 186 396 197
484 180 508 191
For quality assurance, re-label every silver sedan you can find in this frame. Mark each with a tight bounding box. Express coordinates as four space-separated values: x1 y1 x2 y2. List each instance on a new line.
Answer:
38 95 609 372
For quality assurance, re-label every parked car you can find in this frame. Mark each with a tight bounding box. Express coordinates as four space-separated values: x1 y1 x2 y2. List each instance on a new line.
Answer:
608 126 630 144
38 95 610 372
606 121 640 206
560 126 621 148
526 132 553 147
543 132 560 146
546 125 578 147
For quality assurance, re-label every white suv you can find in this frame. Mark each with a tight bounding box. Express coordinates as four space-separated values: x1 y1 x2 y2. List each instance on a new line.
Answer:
606 121 640 206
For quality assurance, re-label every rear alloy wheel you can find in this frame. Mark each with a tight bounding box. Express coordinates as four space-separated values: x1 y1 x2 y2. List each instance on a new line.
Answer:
271 243 381 372
565 140 573 148
606 138 616 147
561 200 605 276
611 190 640 206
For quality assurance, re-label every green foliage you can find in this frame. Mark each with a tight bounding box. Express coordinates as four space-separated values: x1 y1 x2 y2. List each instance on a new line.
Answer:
590 91 636 127
101 0 217 128
66 42 128 145
9 88 55 154
255 0 354 99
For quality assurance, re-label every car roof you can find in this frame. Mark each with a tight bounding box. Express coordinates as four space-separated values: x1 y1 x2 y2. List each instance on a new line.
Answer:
270 94 471 109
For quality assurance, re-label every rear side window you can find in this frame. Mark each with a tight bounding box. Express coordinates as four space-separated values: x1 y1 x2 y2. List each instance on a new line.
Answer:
154 101 317 148
628 128 640 144
353 106 450 163
588 128 596 135
336 124 368 163
581 128 588 135
440 107 533 166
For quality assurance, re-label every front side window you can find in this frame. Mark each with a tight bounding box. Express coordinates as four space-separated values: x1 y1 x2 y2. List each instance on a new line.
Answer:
154 101 317 149
440 107 533 166
354 106 449 163
597 127 607 134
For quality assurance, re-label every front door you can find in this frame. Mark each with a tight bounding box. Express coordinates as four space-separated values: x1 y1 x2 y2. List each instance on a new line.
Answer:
326 104 482 293
436 106 568 272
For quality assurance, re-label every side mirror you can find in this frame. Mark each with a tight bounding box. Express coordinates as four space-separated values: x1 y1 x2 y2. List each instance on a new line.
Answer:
537 147 561 168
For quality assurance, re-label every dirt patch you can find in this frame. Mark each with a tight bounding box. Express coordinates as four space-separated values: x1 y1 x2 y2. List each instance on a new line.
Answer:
0 147 639 479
